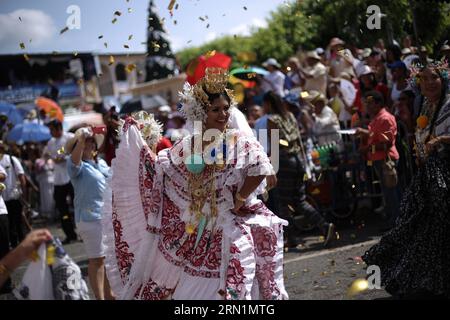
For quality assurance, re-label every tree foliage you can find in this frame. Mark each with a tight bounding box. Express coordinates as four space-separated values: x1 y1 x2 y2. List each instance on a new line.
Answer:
175 0 450 71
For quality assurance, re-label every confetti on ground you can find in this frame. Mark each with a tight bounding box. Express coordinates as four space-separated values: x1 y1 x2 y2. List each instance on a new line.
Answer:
347 279 369 297
19 42 25 50
60 26 69 34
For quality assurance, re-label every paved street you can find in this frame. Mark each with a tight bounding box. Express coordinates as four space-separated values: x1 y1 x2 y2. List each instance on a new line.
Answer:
3 205 391 300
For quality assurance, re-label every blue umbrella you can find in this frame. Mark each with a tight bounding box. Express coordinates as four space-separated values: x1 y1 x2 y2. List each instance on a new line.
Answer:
0 101 24 125
7 122 52 144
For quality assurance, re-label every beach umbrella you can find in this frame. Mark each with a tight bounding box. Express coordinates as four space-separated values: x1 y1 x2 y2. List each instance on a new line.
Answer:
35 97 64 122
7 122 52 144
230 67 269 81
0 101 24 125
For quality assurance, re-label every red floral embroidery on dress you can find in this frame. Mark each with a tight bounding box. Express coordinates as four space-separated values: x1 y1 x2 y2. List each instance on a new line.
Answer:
111 196 135 283
204 231 222 270
251 226 277 258
138 146 155 221
184 266 220 278
160 195 185 245
226 258 245 299
122 117 137 133
134 279 174 300
255 261 280 300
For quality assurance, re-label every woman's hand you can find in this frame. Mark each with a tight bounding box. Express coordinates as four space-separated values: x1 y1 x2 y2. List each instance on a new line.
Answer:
425 136 441 154
232 198 246 216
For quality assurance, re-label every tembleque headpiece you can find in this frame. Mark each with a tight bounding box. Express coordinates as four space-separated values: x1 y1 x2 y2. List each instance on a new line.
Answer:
179 67 236 123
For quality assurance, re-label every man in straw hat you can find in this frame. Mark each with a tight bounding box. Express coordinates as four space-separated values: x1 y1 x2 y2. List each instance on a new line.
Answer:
298 51 328 96
260 58 286 97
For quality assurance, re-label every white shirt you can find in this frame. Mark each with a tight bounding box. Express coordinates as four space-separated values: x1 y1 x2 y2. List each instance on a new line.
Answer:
261 70 286 97
0 164 8 215
313 106 342 145
304 62 328 96
43 132 74 186
0 154 25 201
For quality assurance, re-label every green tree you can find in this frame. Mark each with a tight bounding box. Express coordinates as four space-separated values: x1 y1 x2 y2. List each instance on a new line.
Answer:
145 0 178 81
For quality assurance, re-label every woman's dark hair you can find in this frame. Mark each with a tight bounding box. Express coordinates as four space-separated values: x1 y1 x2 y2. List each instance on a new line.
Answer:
206 92 231 106
263 91 288 117
386 44 402 62
364 90 385 106
359 73 377 94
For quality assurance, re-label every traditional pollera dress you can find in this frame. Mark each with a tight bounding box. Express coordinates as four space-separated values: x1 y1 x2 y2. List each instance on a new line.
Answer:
102 117 288 300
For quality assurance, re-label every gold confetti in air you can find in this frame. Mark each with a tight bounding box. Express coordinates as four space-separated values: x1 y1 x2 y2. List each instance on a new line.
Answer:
73 52 78 57
335 232 340 240
104 42 108 48
23 54 29 61
247 73 257 79
128 8 133 13
347 278 369 297
243 6 247 10
112 18 118 24
57 147 65 155
98 35 103 39
60 26 69 34
199 17 205 21
19 42 25 50
114 11 122 16
168 0 176 11
206 23 210 28
128 34 133 40
108 55 115 66
124 44 130 49
125 64 136 73
19 16 22 22
187 40 192 44
175 3 179 10
174 20 177 25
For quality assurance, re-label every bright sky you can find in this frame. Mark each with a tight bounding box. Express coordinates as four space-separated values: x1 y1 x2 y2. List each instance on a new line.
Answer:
0 0 286 55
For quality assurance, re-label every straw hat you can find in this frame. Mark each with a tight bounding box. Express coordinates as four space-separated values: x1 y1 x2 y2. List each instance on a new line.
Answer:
306 50 321 61
65 127 105 154
262 58 281 68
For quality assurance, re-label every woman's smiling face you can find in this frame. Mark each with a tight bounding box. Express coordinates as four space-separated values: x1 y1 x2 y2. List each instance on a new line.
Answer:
204 96 231 132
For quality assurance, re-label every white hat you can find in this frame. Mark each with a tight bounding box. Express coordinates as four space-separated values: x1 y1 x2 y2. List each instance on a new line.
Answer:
65 127 105 154
401 48 412 55
356 64 374 78
262 58 281 68
158 105 171 113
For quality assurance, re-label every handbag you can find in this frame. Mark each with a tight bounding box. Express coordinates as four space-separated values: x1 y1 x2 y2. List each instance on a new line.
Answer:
381 155 398 188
